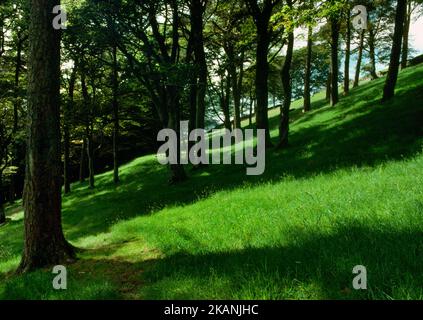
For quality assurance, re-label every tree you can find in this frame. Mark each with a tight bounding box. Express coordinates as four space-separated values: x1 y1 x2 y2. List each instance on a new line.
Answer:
245 0 282 146
116 0 187 183
343 7 351 94
18 0 75 273
329 12 340 106
189 0 208 131
354 29 365 88
382 0 407 101
277 0 295 148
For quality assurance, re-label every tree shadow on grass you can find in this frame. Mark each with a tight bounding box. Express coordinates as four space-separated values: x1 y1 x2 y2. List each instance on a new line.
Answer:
4 223 421 300
136 225 423 300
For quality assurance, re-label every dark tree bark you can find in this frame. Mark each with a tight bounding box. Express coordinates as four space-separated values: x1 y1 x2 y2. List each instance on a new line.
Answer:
383 0 407 102
8 33 25 204
63 62 77 194
401 0 412 69
220 76 232 130
13 32 24 132
0 174 5 225
344 14 351 95
18 0 75 273
79 138 86 183
245 0 281 147
167 86 187 184
304 26 313 112
255 21 272 145
368 24 379 79
86 125 95 189
330 17 340 106
249 88 255 126
326 71 331 101
354 29 365 88
277 29 294 148
190 0 208 131
112 44 120 184
226 45 244 130
81 71 95 189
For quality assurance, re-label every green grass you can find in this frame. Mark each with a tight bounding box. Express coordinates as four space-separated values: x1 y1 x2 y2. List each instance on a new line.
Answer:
1 64 423 300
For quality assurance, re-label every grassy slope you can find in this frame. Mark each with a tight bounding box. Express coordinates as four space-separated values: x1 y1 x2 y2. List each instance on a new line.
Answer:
0 65 422 300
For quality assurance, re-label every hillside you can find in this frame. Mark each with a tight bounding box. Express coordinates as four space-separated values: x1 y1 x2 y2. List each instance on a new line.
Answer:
0 64 422 300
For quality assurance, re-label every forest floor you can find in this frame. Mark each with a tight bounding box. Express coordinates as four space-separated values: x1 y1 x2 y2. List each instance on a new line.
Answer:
0 64 423 300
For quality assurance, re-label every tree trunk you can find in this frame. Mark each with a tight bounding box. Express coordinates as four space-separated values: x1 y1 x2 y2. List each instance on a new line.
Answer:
190 0 207 131
221 77 232 130
18 0 75 273
79 138 86 183
167 87 187 184
227 45 242 130
354 29 365 88
255 21 272 146
0 174 5 225
368 25 379 79
383 0 407 102
401 0 411 69
249 88 254 126
277 30 294 148
304 25 313 112
81 71 95 189
326 71 331 101
330 17 340 106
13 33 23 132
87 126 95 189
63 116 71 194
64 62 77 194
112 44 120 184
344 14 351 95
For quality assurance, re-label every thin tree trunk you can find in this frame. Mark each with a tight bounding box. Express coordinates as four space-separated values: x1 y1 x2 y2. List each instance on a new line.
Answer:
64 62 77 194
401 0 411 69
326 71 331 101
227 45 242 130
87 125 95 189
0 173 5 225
9 34 24 203
255 21 272 146
221 77 232 130
18 0 75 273
79 138 86 182
344 14 351 95
383 0 407 101
330 17 340 106
368 25 379 79
191 0 207 131
304 25 313 112
249 88 254 126
277 30 294 148
112 44 120 184
13 33 23 132
167 87 187 183
81 71 95 189
354 29 365 88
